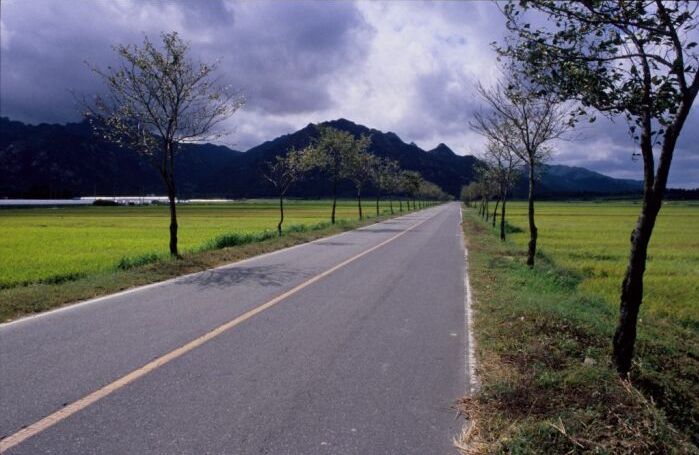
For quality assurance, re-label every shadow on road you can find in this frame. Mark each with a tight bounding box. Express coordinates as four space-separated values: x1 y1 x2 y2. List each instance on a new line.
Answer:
176 265 303 290
363 228 404 234
313 241 353 247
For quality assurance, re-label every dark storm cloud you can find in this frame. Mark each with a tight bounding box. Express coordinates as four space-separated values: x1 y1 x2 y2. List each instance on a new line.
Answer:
0 0 371 122
1 0 696 187
198 1 372 115
553 112 699 188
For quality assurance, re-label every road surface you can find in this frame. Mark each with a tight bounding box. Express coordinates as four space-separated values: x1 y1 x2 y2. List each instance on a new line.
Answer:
0 202 470 454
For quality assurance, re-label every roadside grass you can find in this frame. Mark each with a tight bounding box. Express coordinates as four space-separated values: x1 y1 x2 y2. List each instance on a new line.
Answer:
0 204 420 323
457 206 698 454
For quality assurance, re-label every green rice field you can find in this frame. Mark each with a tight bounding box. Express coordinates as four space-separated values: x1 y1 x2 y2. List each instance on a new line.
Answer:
504 201 699 325
0 199 399 288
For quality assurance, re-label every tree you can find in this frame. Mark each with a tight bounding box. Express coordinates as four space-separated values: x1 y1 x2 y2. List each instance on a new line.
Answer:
418 180 450 202
307 126 365 224
473 164 493 220
262 147 309 236
483 141 523 240
371 157 400 217
471 73 571 266
500 0 699 375
402 171 424 210
461 182 481 207
342 139 374 220
392 171 408 213
87 32 244 257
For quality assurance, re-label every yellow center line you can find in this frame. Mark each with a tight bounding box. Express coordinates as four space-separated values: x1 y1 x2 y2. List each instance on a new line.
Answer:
0 209 439 452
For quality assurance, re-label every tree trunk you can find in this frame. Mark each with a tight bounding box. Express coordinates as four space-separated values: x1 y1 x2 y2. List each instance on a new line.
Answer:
376 194 380 217
163 140 179 258
357 189 363 220
492 198 500 227
331 178 337 224
500 196 507 241
399 199 403 212
612 130 681 374
526 163 537 267
167 184 179 258
612 194 661 374
610 72 696 374
390 199 394 214
485 198 490 222
277 194 284 237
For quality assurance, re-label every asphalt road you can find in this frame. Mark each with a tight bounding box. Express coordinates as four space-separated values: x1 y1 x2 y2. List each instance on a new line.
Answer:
0 202 469 454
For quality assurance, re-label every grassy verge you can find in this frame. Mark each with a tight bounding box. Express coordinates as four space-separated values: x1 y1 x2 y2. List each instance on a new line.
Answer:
0 216 388 323
457 206 697 454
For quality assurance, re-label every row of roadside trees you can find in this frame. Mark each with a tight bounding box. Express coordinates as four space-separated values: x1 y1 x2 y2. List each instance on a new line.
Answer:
467 0 699 377
86 32 448 257
262 125 449 236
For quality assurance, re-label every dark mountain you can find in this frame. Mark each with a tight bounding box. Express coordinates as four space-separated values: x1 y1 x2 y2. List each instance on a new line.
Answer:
516 164 642 197
0 116 642 199
224 119 480 198
0 117 245 198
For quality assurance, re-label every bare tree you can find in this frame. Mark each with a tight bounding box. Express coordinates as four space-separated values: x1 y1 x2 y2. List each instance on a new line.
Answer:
483 141 523 240
501 0 699 375
471 74 571 266
86 32 244 257
262 147 309 236
473 164 493 221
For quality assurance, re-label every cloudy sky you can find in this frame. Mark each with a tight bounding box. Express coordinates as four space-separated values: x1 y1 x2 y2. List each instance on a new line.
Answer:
1 0 697 187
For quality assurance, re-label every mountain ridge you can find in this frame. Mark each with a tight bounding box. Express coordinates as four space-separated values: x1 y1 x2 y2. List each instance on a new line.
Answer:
0 116 642 199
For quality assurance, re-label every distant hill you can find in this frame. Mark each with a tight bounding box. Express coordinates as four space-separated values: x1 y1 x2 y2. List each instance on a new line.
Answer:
0 117 643 199
519 164 642 197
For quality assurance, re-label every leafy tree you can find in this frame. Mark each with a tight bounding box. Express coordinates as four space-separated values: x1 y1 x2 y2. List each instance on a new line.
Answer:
342 139 374 220
418 180 450 202
307 126 367 224
501 0 699 375
262 147 310 236
461 182 481 207
393 172 407 213
371 157 400 216
87 32 244 257
402 171 424 210
471 73 571 266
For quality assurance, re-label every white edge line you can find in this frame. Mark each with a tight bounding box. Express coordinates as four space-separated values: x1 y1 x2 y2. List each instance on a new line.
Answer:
459 204 479 394
1 211 426 328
